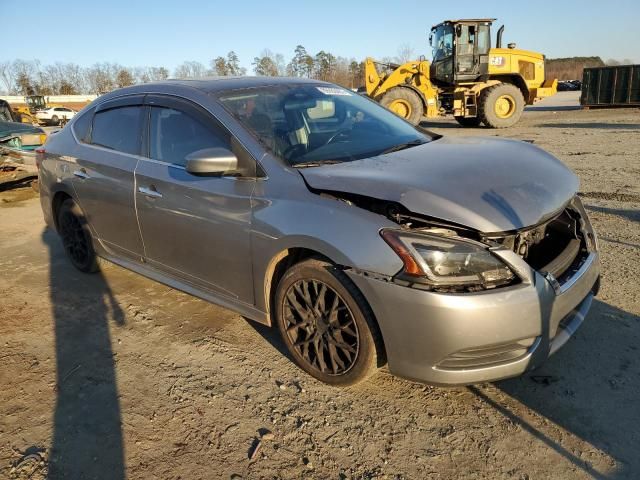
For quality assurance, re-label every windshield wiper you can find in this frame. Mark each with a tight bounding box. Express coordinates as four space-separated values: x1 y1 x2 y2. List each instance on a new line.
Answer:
292 159 345 168
380 139 427 155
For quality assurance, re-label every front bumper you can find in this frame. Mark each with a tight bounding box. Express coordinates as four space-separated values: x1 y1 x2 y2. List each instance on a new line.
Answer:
347 251 600 386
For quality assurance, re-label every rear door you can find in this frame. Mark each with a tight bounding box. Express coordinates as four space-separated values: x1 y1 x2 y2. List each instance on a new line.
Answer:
71 95 146 261
134 95 256 303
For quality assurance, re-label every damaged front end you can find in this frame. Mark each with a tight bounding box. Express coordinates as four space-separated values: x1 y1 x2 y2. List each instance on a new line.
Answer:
318 190 596 294
483 196 597 290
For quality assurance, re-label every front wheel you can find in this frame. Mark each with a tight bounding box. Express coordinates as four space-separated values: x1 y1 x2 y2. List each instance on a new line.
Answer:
275 259 383 386
50 115 59 126
57 198 99 273
379 87 424 125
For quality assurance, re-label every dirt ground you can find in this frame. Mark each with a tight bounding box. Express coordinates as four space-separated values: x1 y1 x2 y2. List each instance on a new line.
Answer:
1 101 639 479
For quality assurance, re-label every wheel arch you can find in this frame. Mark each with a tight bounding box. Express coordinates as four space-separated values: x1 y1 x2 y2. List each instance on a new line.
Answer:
51 189 74 232
262 245 386 350
263 246 340 326
487 74 530 101
264 246 388 368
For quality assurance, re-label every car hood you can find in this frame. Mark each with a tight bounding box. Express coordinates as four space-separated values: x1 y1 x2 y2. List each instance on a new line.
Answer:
0 121 44 137
299 136 579 233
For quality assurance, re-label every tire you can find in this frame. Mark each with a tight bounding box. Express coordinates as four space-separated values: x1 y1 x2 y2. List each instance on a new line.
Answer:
478 83 525 128
50 115 59 126
379 87 423 125
57 198 100 273
274 258 384 386
454 116 482 128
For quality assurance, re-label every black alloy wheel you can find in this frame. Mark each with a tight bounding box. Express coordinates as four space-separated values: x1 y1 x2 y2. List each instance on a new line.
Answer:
282 278 360 376
57 199 99 273
275 259 383 386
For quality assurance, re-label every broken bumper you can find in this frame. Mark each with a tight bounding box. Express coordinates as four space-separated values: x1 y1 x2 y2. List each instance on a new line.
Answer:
347 251 600 386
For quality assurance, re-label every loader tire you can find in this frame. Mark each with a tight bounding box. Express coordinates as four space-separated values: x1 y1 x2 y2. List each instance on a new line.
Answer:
478 83 525 128
380 88 423 125
454 116 482 128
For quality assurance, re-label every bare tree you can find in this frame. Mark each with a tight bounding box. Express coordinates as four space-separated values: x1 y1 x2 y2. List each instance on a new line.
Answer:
0 61 14 94
396 44 415 64
149 66 169 81
85 63 117 94
173 61 207 79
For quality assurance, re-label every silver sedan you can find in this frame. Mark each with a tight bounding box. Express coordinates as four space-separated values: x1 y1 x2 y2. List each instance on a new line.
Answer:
37 78 600 386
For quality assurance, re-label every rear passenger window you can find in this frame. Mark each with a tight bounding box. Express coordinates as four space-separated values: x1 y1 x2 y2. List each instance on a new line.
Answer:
150 107 229 167
91 106 142 155
72 107 95 143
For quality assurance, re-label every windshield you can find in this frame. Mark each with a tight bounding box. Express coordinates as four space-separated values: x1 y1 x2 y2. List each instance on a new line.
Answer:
217 84 434 166
432 24 454 61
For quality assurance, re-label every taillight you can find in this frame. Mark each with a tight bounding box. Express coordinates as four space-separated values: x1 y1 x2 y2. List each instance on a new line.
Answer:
35 148 45 170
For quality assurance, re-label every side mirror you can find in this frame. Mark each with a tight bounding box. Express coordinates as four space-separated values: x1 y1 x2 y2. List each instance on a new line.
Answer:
185 147 238 176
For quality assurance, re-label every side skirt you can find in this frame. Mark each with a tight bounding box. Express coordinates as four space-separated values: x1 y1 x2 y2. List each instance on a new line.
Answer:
99 254 270 326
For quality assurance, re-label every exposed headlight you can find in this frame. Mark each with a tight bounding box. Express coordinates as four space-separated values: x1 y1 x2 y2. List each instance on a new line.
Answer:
381 229 516 291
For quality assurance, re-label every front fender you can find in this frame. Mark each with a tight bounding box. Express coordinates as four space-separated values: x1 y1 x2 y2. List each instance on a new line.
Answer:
250 173 404 314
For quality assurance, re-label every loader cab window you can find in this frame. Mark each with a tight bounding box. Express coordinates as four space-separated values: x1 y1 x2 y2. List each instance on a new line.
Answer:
431 24 454 61
456 25 475 56
477 25 490 55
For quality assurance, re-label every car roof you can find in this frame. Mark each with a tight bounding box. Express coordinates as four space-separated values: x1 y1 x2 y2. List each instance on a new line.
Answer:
99 76 330 100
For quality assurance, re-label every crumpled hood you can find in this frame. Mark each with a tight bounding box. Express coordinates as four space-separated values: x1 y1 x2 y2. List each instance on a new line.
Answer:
299 136 579 233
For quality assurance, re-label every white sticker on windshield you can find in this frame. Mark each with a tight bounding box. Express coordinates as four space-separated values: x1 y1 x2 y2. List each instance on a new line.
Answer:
316 87 352 96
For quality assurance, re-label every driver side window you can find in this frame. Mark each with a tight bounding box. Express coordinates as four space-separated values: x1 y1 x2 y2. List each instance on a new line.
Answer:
149 107 229 167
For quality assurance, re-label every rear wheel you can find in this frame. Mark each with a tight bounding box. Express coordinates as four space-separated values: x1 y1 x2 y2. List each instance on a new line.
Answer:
50 115 59 126
478 83 525 128
379 88 423 125
454 116 482 128
57 198 99 273
275 259 383 386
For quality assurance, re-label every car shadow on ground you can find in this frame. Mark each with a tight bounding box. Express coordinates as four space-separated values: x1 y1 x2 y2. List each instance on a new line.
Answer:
483 299 640 479
585 205 640 224
43 228 126 480
244 317 292 361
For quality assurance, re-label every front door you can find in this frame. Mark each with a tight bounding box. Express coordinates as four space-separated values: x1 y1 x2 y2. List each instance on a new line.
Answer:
134 95 255 303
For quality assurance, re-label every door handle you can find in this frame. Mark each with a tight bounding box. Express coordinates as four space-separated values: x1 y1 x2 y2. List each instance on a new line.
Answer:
138 185 163 199
73 168 90 179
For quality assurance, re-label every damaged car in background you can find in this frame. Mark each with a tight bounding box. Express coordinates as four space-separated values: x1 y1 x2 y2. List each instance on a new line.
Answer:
0 99 47 165
37 78 600 386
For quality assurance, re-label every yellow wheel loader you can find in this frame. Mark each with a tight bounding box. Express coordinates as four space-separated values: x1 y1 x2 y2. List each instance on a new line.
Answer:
365 19 557 128
12 95 65 125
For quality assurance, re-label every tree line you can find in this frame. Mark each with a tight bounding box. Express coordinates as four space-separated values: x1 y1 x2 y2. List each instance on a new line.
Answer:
2 48 633 95
0 45 384 96
545 56 636 81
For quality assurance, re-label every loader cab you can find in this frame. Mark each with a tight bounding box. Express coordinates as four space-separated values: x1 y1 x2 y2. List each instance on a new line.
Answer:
25 95 47 113
430 19 493 85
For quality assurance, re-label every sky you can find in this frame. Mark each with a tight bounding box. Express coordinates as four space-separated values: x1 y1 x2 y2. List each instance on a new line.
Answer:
3 0 639 72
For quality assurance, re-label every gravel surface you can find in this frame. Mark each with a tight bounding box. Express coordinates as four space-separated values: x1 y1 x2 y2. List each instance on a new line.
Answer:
1 102 639 479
